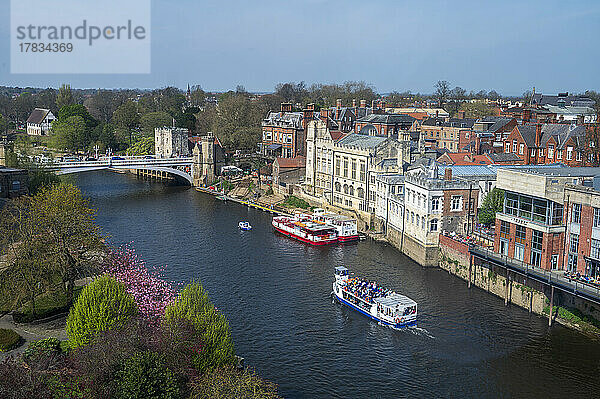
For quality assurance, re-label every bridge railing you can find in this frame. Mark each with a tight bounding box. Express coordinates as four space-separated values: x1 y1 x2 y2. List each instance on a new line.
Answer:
51 157 192 169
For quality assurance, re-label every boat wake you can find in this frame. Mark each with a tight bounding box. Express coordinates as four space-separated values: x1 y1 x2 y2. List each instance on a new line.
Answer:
407 325 435 339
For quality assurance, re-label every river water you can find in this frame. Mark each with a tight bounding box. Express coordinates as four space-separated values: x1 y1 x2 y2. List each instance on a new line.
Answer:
74 171 600 399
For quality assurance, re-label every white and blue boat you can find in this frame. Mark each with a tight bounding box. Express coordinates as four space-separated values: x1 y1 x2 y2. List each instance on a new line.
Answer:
332 266 417 328
238 221 252 231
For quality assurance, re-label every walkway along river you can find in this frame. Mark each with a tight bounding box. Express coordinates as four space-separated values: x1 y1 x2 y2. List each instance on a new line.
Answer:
75 171 600 399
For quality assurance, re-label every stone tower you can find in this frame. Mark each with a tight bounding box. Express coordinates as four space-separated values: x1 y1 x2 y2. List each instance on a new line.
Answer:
191 132 216 187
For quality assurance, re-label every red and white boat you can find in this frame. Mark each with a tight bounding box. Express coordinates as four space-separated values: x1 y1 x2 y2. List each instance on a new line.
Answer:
272 214 338 245
312 208 359 243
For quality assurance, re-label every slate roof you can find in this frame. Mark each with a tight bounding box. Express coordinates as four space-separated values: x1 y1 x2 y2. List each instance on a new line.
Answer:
263 112 303 128
336 133 388 149
516 125 538 147
489 152 522 163
540 124 586 148
532 93 595 107
26 108 51 124
357 113 415 125
544 105 596 116
422 117 475 128
487 117 514 133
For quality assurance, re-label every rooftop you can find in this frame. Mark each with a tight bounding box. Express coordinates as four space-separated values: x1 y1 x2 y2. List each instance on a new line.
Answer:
336 133 388 149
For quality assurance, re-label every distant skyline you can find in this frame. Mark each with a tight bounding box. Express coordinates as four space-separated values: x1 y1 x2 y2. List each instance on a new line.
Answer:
1 0 599 95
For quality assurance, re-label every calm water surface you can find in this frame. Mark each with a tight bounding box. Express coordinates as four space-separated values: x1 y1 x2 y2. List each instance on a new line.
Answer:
75 171 600 399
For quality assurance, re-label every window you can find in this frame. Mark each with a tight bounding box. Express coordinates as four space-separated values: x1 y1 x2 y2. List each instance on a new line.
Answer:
519 196 532 219
552 203 563 225
10 181 20 191
335 157 340 176
570 233 579 254
357 188 364 198
430 219 438 232
500 221 510 238
351 160 357 180
515 225 527 244
335 182 341 192
548 145 554 159
416 214 420 226
349 186 354 196
343 158 348 178
422 217 426 230
532 199 547 223
514 244 525 261
505 192 518 215
530 148 535 157
572 203 581 224
594 208 600 228
512 140 517 152
505 142 510 152
519 143 524 155
592 239 600 259
431 197 440 212
359 161 366 181
531 231 543 267
567 147 573 161
557 150 562 159
343 184 348 194
451 195 462 211
577 152 582 161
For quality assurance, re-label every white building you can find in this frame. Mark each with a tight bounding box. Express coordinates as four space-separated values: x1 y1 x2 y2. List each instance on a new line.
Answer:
155 127 189 158
26 108 55 136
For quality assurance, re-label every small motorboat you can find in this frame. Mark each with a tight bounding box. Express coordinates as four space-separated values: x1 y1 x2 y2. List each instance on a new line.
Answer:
238 221 252 231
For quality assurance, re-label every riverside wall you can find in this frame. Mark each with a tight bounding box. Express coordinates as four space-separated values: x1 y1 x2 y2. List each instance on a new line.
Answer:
439 234 600 335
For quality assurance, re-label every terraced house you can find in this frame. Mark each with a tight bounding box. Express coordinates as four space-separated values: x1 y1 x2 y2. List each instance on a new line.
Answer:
503 123 588 166
419 116 475 152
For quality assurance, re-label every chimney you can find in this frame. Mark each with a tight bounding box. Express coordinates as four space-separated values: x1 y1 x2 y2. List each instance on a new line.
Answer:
444 168 452 181
352 99 356 108
281 102 292 113
336 99 342 109
371 100 376 109
523 108 531 122
458 110 466 119
360 99 366 108
577 115 584 126
535 123 542 147
435 110 439 118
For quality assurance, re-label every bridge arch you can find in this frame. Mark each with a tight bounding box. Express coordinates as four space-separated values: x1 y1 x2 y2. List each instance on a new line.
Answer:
56 165 193 185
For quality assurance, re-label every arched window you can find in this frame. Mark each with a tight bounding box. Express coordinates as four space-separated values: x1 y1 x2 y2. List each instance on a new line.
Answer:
343 184 349 194
335 182 341 192
357 188 364 198
11 180 21 191
349 186 354 196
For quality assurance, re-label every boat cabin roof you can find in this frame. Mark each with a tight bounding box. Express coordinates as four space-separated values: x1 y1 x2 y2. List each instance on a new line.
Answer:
374 293 417 308
335 266 349 274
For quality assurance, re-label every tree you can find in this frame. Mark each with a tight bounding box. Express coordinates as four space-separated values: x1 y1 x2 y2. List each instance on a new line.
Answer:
478 188 505 225
56 84 75 110
35 88 58 116
51 115 87 151
459 102 498 119
127 136 154 156
164 282 236 372
0 197 56 316
112 101 140 146
87 90 124 123
189 87 206 107
522 90 533 105
189 366 281 399
0 114 8 136
66 275 137 348
140 111 171 137
12 92 35 124
434 80 451 107
33 183 105 303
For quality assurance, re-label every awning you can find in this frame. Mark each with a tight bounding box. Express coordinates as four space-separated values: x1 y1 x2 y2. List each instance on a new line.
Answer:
267 144 282 150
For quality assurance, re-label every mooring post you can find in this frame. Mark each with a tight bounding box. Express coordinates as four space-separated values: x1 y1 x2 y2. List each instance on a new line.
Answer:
468 254 472 289
548 285 554 326
505 268 509 306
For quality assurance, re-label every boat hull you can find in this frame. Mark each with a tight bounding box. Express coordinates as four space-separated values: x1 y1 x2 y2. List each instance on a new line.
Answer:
333 290 416 328
338 235 359 243
273 224 337 246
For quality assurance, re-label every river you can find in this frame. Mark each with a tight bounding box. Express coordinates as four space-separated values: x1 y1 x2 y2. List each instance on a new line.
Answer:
74 171 600 399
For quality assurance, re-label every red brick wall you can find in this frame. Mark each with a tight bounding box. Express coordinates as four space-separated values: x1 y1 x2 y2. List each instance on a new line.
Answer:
440 233 470 255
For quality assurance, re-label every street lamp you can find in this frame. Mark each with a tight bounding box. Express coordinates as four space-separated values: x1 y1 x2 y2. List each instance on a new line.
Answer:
93 145 99 160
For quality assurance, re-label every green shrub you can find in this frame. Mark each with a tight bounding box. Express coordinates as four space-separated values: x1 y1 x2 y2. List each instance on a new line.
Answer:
281 196 311 209
23 338 64 370
116 351 180 399
189 366 281 399
66 275 137 349
14 287 83 323
0 328 21 352
164 282 235 372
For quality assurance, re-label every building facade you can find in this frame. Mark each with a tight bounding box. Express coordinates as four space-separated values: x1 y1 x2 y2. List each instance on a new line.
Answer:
26 108 55 136
155 127 190 158
260 103 305 158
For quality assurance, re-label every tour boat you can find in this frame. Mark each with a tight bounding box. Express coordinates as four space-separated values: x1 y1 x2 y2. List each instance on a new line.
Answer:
238 221 252 230
312 208 359 243
332 266 417 328
272 215 338 245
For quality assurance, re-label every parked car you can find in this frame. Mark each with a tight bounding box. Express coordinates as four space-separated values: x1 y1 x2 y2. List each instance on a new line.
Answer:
111 156 125 160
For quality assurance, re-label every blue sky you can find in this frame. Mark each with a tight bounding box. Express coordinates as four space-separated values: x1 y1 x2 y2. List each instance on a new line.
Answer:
1 0 599 95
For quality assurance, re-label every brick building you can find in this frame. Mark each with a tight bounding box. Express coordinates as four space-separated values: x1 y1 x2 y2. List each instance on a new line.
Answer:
260 103 306 158
493 167 600 271
503 123 588 166
420 116 475 152
354 113 415 138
